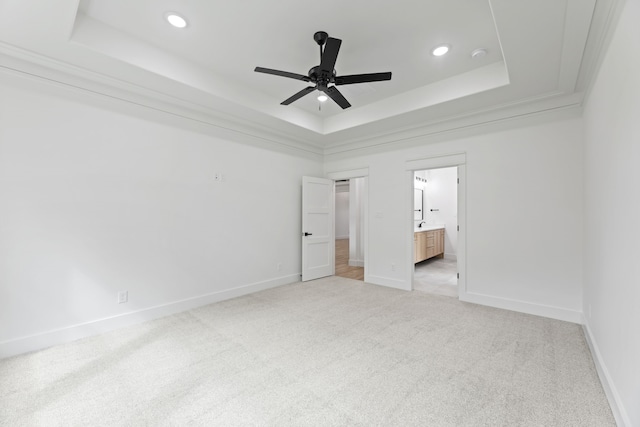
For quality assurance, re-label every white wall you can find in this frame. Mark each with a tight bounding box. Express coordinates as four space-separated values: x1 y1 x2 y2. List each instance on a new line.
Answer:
325 117 584 322
582 0 640 425
423 167 458 258
348 177 365 267
0 75 323 357
335 184 349 239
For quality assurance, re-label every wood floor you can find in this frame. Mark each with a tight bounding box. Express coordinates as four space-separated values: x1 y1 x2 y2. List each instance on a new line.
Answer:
335 239 364 281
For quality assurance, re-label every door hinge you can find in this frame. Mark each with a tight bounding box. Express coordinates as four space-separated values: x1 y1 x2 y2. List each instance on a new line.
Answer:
457 273 460 279
457 178 459 184
457 225 459 231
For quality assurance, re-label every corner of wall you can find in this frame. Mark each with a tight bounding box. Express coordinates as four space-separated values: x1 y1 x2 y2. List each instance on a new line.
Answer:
582 321 632 427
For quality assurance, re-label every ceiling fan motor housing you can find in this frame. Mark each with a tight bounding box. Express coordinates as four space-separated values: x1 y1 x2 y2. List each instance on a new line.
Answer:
308 66 336 89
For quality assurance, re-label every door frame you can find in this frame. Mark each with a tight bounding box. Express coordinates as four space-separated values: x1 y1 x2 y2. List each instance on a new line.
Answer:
326 168 369 282
406 154 466 299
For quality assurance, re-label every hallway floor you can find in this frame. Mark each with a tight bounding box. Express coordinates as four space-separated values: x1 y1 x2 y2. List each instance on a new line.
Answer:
413 257 458 297
335 239 364 281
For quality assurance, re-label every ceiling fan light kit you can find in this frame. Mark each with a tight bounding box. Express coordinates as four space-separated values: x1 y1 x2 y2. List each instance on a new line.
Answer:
254 31 392 109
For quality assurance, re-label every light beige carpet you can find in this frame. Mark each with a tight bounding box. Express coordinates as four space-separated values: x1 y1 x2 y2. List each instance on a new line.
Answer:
0 276 614 426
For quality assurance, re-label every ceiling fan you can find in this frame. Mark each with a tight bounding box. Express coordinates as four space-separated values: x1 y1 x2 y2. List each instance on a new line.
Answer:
254 31 392 109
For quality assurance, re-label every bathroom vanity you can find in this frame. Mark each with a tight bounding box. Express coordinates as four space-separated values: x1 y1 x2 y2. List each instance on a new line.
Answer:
414 225 445 263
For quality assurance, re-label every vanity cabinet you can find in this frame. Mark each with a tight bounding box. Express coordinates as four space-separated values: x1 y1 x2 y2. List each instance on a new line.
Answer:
435 228 444 255
414 228 445 263
414 232 426 262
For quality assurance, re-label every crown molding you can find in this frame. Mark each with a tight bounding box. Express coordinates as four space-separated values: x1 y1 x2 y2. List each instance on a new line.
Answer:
322 91 584 159
0 42 325 158
577 0 626 100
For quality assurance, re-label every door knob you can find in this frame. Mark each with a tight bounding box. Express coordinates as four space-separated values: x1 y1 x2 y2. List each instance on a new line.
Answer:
304 232 313 236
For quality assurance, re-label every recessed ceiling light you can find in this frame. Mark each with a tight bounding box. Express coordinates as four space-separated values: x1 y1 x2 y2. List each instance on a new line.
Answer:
317 94 328 102
432 45 450 57
165 12 187 28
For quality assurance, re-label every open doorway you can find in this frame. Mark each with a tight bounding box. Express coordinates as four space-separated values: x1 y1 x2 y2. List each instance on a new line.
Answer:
335 178 365 281
413 167 458 297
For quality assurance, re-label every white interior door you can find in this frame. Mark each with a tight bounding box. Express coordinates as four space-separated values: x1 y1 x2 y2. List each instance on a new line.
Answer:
302 176 335 281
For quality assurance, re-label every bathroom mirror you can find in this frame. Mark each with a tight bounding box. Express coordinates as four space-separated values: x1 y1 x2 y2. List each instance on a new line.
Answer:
414 188 423 220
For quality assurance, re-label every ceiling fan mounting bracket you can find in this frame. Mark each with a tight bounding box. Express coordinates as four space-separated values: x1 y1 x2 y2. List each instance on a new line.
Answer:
313 31 329 46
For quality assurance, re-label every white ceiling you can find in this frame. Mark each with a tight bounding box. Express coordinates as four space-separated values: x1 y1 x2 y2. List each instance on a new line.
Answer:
0 0 615 154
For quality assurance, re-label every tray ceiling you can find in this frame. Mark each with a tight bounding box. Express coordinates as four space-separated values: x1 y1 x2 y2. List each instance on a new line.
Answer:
0 0 613 152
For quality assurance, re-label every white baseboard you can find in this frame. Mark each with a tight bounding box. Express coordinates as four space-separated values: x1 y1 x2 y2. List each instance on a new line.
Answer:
348 259 364 267
0 274 300 359
443 253 457 261
336 235 349 240
366 274 411 291
582 321 631 427
459 291 583 324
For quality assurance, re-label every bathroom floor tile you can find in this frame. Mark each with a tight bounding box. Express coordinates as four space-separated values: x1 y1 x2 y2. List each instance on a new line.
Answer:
413 257 458 297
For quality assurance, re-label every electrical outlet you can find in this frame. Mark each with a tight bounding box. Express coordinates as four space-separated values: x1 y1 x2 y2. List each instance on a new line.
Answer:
391 263 396 272
214 173 221 182
117 291 128 304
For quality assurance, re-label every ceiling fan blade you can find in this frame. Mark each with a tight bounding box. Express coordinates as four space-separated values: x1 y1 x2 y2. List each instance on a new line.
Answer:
281 86 317 105
335 72 392 85
255 67 311 82
319 37 341 74
324 86 351 109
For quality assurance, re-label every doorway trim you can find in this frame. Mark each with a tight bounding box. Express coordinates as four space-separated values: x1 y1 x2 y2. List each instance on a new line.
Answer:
327 168 369 283
406 154 466 299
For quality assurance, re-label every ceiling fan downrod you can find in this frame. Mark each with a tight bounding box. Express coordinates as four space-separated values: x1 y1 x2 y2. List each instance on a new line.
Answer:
314 31 329 63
